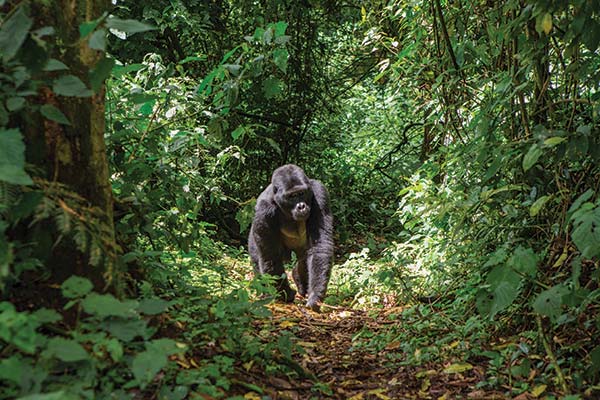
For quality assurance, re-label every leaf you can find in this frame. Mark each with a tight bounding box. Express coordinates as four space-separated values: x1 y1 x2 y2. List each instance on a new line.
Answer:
137 297 172 315
6 97 25 111
43 59 69 71
106 16 156 35
18 391 79 400
45 337 89 362
61 276 93 299
272 21 288 37
490 281 519 317
273 48 288 73
0 356 29 385
89 56 115 91
543 136 566 147
40 104 72 125
0 6 33 62
32 308 62 323
89 29 107 51
541 13 552 34
81 293 138 318
0 129 33 185
132 349 168 386
570 205 600 258
566 189 593 220
532 285 569 321
262 77 282 99
522 144 542 171
530 195 550 217
78 13 106 38
531 384 547 397
443 363 473 374
53 75 93 97
102 318 149 342
507 246 537 277
231 126 246 140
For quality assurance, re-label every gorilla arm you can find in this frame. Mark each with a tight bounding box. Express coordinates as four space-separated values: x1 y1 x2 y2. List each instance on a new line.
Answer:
305 179 334 310
248 186 296 302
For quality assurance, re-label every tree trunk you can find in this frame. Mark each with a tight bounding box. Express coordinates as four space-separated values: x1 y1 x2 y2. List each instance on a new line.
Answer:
22 0 116 290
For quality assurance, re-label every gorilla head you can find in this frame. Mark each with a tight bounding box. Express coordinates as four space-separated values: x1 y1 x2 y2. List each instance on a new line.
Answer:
272 165 313 222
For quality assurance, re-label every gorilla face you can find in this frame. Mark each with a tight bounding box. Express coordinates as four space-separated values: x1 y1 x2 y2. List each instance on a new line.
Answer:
272 165 313 222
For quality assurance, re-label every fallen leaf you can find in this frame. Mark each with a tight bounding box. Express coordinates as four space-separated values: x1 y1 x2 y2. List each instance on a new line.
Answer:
367 389 391 400
531 384 546 397
279 320 297 328
443 363 473 374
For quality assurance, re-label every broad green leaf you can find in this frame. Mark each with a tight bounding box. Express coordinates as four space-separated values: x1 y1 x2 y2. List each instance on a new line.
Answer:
522 144 542 171
147 338 185 355
6 97 25 111
43 59 69 71
567 189 593 220
89 57 115 91
106 338 123 361
78 12 106 38
272 21 288 37
231 126 245 140
486 264 520 289
530 195 550 217
507 246 537 277
543 136 566 147
81 293 138 318
45 337 89 362
32 308 62 323
490 281 519 317
40 104 71 125
570 205 600 258
18 391 78 400
137 298 173 315
106 17 156 35
0 356 29 385
262 77 282 99
61 276 93 299
0 6 32 62
53 75 93 97
273 48 288 73
88 29 106 51
0 129 33 185
0 165 32 185
102 318 149 342
132 349 167 386
532 285 569 321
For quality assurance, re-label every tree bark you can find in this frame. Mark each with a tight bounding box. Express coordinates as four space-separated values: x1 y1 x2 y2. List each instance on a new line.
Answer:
22 0 116 290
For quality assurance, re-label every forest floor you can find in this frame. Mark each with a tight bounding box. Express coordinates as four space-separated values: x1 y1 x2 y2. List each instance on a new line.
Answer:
230 301 509 400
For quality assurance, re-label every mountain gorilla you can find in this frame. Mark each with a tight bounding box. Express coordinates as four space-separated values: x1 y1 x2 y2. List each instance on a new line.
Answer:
248 164 334 311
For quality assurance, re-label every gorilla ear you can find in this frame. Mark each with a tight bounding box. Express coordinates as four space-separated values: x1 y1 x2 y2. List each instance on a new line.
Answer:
273 185 279 194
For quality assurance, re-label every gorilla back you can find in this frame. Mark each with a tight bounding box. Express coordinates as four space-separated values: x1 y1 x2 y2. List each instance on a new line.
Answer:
248 164 334 311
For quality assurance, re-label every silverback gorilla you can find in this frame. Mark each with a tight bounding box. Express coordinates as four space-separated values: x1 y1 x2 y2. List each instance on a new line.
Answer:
248 164 334 311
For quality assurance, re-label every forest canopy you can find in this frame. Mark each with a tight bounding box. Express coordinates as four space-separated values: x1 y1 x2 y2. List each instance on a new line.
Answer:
1 0 600 398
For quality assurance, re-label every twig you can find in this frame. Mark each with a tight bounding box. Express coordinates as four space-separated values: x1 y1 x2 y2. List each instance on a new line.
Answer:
536 315 569 394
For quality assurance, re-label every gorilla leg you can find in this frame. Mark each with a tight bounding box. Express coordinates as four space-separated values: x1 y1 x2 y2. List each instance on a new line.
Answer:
292 254 309 297
259 258 296 303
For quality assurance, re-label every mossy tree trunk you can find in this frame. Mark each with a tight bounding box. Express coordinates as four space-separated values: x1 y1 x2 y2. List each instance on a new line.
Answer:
22 0 117 290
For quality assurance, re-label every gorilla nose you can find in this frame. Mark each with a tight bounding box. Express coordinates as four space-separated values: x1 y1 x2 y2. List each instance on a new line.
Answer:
297 203 306 211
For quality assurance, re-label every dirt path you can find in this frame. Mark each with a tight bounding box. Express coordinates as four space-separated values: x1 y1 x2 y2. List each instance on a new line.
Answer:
234 303 500 400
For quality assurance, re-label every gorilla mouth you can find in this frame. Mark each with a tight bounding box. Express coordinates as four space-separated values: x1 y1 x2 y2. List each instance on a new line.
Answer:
292 209 310 221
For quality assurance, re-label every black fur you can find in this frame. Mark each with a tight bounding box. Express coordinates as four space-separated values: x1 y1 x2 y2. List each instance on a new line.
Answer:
248 164 334 311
